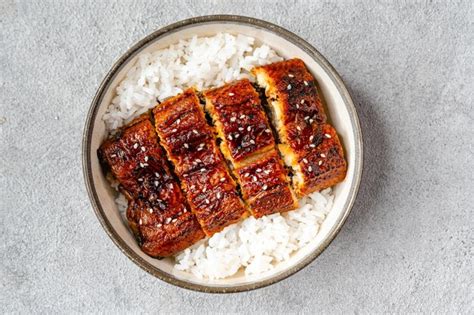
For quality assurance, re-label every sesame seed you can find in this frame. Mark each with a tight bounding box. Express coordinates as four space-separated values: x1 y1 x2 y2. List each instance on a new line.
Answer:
296 104 300 109
143 163 148 167
253 176 257 182
190 185 195 190
228 134 233 140
289 74 294 78
240 115 245 119
297 126 301 131
244 173 250 177
304 116 310 121
239 127 244 131
140 163 145 168
309 135 314 141
235 133 240 138
168 183 173 189
183 209 187 213
325 133 332 138
318 160 323 165
184 143 189 148
300 99 305 104
264 170 271 175
148 208 153 214
229 92 235 96
110 154 117 158
139 219 142 225
262 184 268 190
303 158 308 163
309 119 314 124
172 128 177 132
250 139 255 144
195 158 202 163
205 199 210 205
144 156 149 162
133 143 139 149
200 168 206 172
309 144 316 148
154 181 159 186
217 192 221 199
192 129 198 134
197 147 203 151
287 84 292 90
138 178 143 182
308 166 313 172
172 218 177 223
247 126 252 132
165 217 171 224
265 129 271 133
156 223 162 228
155 172 160 178
230 117 236 122
256 168 262 173
203 187 207 193
220 177 225 182
176 119 181 124
304 80 308 86
321 153 326 158
141 146 146 152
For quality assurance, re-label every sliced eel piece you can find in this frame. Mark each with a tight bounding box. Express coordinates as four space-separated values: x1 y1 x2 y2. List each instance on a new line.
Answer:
153 89 249 235
180 164 247 233
234 151 298 218
98 115 204 257
279 124 347 196
126 198 204 257
150 91 222 175
252 59 347 196
203 79 275 167
204 79 298 217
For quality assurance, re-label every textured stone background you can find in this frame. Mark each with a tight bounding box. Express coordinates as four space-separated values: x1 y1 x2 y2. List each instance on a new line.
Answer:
1 0 473 313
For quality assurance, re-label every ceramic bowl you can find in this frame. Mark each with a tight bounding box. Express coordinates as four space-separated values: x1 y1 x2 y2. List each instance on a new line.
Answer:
82 15 363 293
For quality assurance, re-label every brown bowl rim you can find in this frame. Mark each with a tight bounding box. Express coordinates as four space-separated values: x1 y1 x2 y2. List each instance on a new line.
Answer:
82 14 363 293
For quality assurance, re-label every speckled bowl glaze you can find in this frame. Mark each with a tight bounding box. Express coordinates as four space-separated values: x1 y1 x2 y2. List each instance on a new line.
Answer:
82 15 363 293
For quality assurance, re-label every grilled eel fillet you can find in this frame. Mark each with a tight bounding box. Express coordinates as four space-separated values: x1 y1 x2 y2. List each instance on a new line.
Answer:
153 89 249 235
204 79 298 217
98 115 204 257
252 58 347 196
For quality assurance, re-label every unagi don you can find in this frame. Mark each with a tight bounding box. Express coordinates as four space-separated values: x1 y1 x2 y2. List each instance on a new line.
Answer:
98 115 205 257
98 58 348 258
153 89 249 235
204 79 298 217
252 59 347 196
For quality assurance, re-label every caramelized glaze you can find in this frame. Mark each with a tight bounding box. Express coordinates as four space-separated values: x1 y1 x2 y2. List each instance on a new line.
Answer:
253 59 347 196
204 80 298 217
98 115 204 257
153 89 249 235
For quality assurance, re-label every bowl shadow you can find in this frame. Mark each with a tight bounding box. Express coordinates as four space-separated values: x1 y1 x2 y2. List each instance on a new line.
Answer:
343 83 389 234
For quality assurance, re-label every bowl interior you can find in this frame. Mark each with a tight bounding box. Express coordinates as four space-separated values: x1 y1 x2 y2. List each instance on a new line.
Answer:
85 19 360 291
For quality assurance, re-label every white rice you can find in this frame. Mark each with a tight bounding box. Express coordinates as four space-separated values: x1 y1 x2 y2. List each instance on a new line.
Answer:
103 33 335 279
103 33 282 131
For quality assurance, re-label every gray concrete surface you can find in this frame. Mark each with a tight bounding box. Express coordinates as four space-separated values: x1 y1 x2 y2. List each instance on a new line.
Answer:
1 0 473 313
